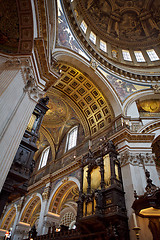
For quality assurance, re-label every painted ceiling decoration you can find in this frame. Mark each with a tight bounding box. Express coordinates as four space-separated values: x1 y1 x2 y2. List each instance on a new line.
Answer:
55 0 151 103
54 63 114 136
57 0 90 61
41 88 81 150
77 0 160 47
98 67 150 102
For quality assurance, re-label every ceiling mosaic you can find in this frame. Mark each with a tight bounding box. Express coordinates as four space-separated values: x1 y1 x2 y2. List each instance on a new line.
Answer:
57 0 90 61
98 67 151 102
0 0 19 53
54 63 114 135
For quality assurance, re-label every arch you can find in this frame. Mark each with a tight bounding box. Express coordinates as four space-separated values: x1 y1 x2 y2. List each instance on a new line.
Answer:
19 193 42 227
50 56 122 136
47 177 80 215
0 205 17 230
53 49 122 117
138 120 160 136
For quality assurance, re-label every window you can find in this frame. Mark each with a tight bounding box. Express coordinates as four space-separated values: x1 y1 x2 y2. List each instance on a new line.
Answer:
38 147 50 169
65 126 78 151
122 50 132 61
146 49 159 61
80 20 87 34
100 40 107 52
134 51 145 62
89 31 96 44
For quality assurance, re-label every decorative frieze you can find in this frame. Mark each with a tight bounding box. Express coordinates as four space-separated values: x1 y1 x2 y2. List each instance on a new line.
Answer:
120 151 155 167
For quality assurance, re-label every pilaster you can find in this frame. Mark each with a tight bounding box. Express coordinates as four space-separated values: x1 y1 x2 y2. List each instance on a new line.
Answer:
0 54 45 192
111 128 160 240
37 183 51 235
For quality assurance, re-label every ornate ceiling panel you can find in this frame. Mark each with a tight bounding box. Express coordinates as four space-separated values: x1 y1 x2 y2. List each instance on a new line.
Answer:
0 0 33 54
54 63 114 135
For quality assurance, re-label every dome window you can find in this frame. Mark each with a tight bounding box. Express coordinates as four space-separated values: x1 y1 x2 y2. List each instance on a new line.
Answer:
89 31 96 45
38 146 50 169
80 20 87 34
65 126 78 151
100 40 107 52
146 49 159 61
122 50 132 61
134 51 145 62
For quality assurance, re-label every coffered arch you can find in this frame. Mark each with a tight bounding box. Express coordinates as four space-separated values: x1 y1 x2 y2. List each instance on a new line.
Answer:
53 50 122 116
52 62 115 136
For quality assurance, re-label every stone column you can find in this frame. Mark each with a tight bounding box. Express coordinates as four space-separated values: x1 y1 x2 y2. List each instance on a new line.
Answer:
11 197 25 237
0 55 44 192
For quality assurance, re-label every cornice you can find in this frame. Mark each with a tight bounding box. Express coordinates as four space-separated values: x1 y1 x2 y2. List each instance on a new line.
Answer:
28 159 81 194
34 38 60 90
110 127 155 145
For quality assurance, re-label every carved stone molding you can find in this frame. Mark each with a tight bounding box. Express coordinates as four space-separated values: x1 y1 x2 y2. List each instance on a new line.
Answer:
42 186 51 201
152 84 160 94
17 197 25 212
43 220 53 228
120 151 155 167
21 60 44 102
5 58 22 68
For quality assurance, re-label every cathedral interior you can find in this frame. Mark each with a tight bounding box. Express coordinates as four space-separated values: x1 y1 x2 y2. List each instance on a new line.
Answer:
0 0 160 239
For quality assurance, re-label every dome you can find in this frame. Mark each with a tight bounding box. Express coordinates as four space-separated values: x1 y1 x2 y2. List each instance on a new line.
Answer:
62 0 160 83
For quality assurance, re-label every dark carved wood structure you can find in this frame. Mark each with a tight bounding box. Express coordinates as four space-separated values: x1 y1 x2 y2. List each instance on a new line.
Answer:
0 97 49 217
76 139 129 240
132 169 160 240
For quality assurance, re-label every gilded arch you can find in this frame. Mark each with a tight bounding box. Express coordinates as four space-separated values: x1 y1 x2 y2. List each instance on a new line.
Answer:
20 194 41 227
0 205 16 230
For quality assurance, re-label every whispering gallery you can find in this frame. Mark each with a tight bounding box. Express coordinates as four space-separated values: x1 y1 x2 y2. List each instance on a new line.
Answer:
0 0 160 239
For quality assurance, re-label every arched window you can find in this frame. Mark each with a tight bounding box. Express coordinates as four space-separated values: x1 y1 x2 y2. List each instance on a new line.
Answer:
65 126 78 152
38 146 50 169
